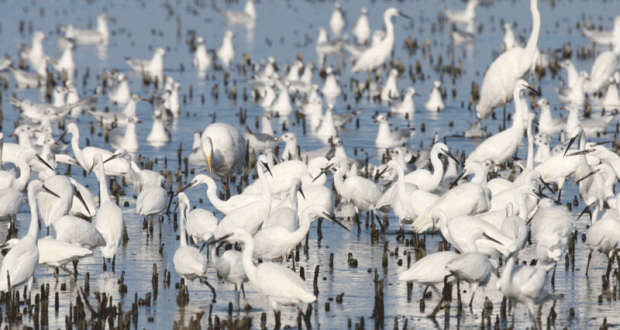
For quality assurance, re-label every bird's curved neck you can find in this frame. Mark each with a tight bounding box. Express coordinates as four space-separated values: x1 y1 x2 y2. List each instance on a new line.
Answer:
429 149 445 185
333 165 347 192
258 167 272 212
525 119 534 170
241 238 258 285
70 132 85 168
204 180 227 212
26 188 40 239
97 160 112 202
288 188 299 212
466 235 479 253
14 155 32 191
179 209 187 247
522 0 541 68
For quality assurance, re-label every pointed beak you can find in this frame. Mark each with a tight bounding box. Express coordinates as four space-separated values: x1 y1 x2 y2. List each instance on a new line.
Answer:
299 187 306 200
444 151 460 165
449 170 467 189
399 12 413 20
563 133 580 156
575 168 601 184
577 203 594 220
262 161 273 177
525 85 540 96
566 149 595 157
36 154 54 171
73 187 91 216
201 233 234 252
539 178 554 193
312 164 332 183
181 182 195 192
325 213 349 232
42 185 61 199
103 153 121 164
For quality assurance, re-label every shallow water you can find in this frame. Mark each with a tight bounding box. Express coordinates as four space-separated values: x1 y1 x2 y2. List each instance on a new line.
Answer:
0 0 619 328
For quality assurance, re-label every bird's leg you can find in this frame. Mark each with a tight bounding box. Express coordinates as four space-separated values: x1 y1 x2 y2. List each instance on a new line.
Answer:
235 284 240 312
60 266 75 278
241 284 252 310
468 283 479 310
422 285 430 298
551 264 556 287
202 278 217 303
291 253 296 272
606 250 618 281
556 189 562 204
112 255 116 272
73 260 79 277
503 102 507 131
586 251 592 276
103 257 107 272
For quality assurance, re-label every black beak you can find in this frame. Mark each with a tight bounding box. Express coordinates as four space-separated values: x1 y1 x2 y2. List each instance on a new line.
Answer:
566 149 595 157
103 153 121 164
578 203 595 220
444 151 460 165
312 164 332 183
36 154 54 171
325 213 349 232
42 185 61 199
200 233 234 252
539 178 554 194
575 168 601 184
449 170 467 189
564 133 583 156
262 161 273 177
181 182 195 192
57 130 68 143
482 233 502 245
399 12 413 20
87 162 97 176
299 187 306 200
375 166 389 181
525 85 540 96
73 187 91 216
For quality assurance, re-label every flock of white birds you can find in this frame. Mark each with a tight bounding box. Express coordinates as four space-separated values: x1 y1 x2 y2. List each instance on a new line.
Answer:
1 0 620 328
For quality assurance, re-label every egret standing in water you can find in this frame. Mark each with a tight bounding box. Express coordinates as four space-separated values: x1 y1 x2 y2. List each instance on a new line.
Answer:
0 180 58 292
351 8 411 73
476 0 540 121
90 154 124 272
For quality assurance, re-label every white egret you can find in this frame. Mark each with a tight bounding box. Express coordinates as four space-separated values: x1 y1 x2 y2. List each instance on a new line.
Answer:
263 178 304 231
136 176 169 220
210 246 250 310
351 8 411 73
476 0 540 120
413 162 491 233
64 123 126 176
175 193 217 301
467 80 538 165
0 180 56 292
212 157 272 239
176 193 218 246
398 251 458 294
327 158 383 212
53 215 106 250
530 200 573 265
497 249 558 324
253 205 348 261
212 228 316 314
403 142 458 192
91 154 124 271
446 229 502 307
583 42 620 94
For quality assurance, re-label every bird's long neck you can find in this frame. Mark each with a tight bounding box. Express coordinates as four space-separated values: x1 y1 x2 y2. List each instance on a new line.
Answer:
241 238 258 285
26 187 40 240
515 193 528 218
525 118 534 170
429 149 445 187
258 167 271 216
395 164 408 199
501 253 517 289
466 235 479 253
288 187 299 212
522 0 540 69
333 165 347 193
383 15 395 50
14 155 31 191
70 132 85 168
179 208 188 247
204 180 227 212
98 160 112 202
